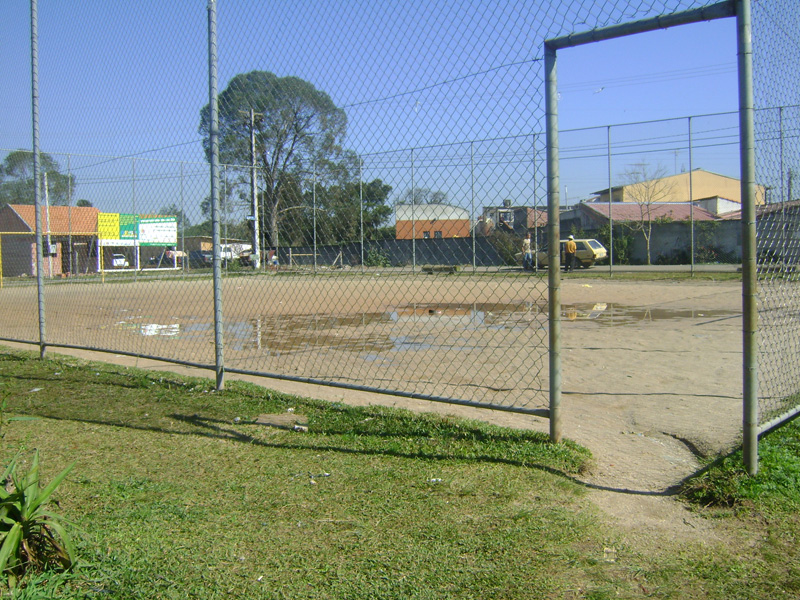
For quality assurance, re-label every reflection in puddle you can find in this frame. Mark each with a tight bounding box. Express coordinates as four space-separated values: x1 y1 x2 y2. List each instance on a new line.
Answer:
562 304 739 326
125 302 739 354
140 324 180 337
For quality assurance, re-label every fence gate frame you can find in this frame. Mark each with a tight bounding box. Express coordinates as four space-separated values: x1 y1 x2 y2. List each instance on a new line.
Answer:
543 0 760 473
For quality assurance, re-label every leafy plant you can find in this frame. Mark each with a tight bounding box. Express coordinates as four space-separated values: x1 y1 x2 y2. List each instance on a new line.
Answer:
0 452 76 583
488 230 521 265
596 224 633 265
363 247 391 267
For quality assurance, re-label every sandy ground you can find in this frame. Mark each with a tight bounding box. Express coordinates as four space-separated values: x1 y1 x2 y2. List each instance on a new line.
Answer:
0 273 745 540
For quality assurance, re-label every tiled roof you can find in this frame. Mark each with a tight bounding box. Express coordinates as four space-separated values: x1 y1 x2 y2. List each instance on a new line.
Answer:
582 202 718 222
755 199 800 216
6 204 99 234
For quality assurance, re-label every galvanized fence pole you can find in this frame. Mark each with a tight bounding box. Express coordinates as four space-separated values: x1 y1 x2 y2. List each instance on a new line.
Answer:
532 134 538 273
360 156 364 271
607 125 613 274
180 162 186 274
31 0 46 359
67 155 74 276
545 42 562 443
411 148 416 273
689 116 695 275
471 142 476 271
313 161 318 272
132 158 139 274
779 108 786 273
737 0 758 475
207 0 225 391
249 109 261 270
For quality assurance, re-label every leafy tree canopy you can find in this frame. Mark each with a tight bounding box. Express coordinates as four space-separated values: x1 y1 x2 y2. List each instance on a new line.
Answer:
199 71 348 248
0 150 74 208
397 187 448 205
281 178 393 246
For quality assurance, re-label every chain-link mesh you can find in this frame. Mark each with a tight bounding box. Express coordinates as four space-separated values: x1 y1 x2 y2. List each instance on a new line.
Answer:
752 0 800 427
0 1 770 424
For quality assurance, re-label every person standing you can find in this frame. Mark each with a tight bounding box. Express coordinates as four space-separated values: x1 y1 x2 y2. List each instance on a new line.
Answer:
522 233 533 271
564 235 577 272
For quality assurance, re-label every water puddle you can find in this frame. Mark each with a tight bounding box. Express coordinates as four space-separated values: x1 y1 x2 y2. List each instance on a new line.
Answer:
122 302 739 353
561 303 739 326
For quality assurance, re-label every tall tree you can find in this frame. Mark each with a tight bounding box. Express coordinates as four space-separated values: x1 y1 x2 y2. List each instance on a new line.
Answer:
199 71 347 250
0 150 74 208
621 163 674 265
398 187 448 205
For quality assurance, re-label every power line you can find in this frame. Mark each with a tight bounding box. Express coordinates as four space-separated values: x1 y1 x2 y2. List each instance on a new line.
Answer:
341 58 542 109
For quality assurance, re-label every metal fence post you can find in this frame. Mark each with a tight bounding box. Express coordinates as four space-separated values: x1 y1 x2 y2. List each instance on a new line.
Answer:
689 116 695 275
249 109 262 270
132 157 139 274
360 156 364 271
313 161 318 272
545 42 562 443
471 142 476 271
411 148 416 272
31 0 46 359
737 0 758 475
208 0 225 391
67 155 73 276
180 162 185 274
607 125 613 274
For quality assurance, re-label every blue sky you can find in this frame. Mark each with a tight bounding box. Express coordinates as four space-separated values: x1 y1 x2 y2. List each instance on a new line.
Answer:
0 1 741 215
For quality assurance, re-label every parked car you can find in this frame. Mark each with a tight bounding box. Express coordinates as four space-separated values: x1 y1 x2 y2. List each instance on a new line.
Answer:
537 239 608 269
188 251 213 268
111 254 129 268
148 248 186 267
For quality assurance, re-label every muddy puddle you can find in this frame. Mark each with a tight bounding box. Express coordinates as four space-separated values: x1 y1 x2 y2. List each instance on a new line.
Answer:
121 302 739 353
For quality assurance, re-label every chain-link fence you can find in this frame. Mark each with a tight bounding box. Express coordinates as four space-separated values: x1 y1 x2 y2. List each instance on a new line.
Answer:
1 0 798 470
752 1 800 433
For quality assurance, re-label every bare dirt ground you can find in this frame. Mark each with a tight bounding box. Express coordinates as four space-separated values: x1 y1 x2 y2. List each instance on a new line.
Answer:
0 273 744 541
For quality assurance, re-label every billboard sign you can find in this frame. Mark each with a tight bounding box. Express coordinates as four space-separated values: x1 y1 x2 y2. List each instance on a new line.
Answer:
98 213 137 247
138 217 178 246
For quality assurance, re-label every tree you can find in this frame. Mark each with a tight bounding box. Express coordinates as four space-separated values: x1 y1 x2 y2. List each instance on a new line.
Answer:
159 203 191 229
620 163 674 265
397 187 448 205
76 199 93 208
0 150 75 208
274 178 393 247
315 179 392 244
199 71 347 251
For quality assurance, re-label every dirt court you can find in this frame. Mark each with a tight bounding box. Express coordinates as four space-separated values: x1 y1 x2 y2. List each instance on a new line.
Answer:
0 273 743 501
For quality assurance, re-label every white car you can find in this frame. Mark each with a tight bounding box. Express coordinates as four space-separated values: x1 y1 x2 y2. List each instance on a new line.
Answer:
111 254 129 268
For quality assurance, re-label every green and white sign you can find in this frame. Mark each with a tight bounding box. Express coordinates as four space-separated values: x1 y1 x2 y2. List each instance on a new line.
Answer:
138 217 178 246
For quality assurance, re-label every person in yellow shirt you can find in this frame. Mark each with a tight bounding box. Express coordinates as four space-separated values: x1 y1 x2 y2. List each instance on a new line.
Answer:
521 233 533 271
564 235 577 272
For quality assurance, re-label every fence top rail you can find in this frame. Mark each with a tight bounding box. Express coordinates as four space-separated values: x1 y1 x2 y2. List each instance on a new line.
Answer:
545 1 736 51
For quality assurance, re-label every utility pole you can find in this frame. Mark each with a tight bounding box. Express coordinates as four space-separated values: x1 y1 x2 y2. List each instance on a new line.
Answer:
241 109 262 269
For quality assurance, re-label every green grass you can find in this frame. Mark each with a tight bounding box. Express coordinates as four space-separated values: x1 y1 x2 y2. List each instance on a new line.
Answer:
681 418 800 511
1 348 799 598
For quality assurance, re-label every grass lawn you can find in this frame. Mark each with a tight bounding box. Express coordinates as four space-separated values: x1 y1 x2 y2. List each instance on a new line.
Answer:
0 348 798 599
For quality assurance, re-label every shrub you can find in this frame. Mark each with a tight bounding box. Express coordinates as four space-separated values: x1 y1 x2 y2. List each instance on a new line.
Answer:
488 231 521 266
364 248 391 267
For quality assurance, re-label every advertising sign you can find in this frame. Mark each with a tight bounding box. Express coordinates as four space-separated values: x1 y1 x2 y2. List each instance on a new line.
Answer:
98 213 137 247
138 217 177 246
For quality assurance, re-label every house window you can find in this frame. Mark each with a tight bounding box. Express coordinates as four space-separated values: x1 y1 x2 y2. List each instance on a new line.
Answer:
423 231 430 239
434 231 443 239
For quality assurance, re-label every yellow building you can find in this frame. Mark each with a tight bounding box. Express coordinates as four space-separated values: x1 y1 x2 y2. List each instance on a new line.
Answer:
594 169 765 209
